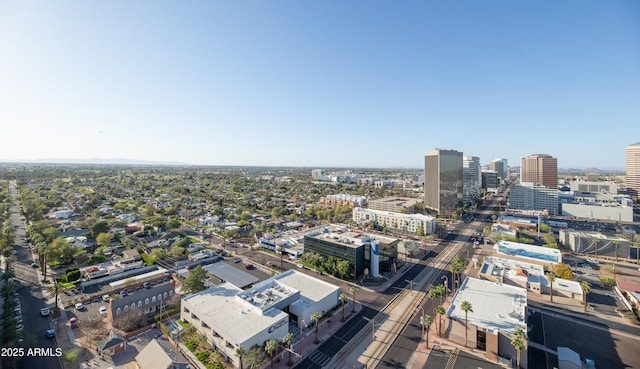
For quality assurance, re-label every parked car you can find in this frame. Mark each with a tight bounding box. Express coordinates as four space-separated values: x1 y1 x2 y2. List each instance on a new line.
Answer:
143 282 150 289
30 262 38 268
102 294 110 302
99 306 108 316
74 303 85 311
40 307 50 316
45 329 55 338
245 264 253 269
120 290 128 297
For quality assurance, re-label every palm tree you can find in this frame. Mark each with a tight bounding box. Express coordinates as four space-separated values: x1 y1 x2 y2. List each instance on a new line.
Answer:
339 293 348 322
511 327 527 369
350 286 358 313
546 272 556 303
613 239 620 262
422 315 433 349
265 339 278 368
435 305 446 337
235 347 246 369
581 281 592 312
460 300 473 347
436 284 447 306
593 237 600 259
47 281 66 313
283 332 294 366
311 312 322 344
428 288 439 315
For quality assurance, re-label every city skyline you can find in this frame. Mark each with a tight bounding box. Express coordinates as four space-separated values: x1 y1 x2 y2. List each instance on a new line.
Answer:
1 1 638 169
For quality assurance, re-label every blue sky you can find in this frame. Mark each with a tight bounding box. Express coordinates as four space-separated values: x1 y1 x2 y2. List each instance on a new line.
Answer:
1 1 638 169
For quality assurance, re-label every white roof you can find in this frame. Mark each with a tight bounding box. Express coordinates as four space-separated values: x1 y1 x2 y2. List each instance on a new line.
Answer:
447 277 527 334
275 270 340 304
182 283 288 346
494 240 562 264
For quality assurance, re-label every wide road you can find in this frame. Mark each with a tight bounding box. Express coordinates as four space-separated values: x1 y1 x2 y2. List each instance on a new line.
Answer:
378 196 502 369
4 180 61 369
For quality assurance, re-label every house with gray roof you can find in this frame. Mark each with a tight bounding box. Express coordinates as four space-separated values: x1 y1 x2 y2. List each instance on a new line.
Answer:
108 280 177 322
135 339 189 369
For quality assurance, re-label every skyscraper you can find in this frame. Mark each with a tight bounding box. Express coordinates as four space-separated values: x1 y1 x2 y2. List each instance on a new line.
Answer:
520 154 558 188
424 149 463 215
626 142 640 194
489 159 506 180
463 156 481 205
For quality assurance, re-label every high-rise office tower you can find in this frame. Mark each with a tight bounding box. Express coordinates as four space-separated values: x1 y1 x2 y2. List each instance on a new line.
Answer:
626 142 640 194
463 156 481 205
520 154 558 188
489 159 506 180
424 149 463 215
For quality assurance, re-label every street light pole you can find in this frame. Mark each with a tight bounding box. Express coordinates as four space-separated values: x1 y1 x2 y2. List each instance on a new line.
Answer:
363 317 375 341
405 279 413 294
418 307 425 343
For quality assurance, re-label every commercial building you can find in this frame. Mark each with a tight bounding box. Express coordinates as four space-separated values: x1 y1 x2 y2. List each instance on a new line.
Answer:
445 277 527 367
558 230 630 258
368 197 421 213
303 224 399 277
559 190 633 222
509 183 559 215
568 180 618 194
479 256 583 301
463 156 481 206
424 149 463 215
352 207 436 235
319 194 367 208
489 159 508 180
180 270 339 366
493 240 562 269
108 280 177 322
521 154 558 188
481 170 499 191
626 142 640 195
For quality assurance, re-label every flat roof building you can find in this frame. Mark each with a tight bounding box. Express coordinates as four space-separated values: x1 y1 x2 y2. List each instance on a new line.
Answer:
509 183 559 215
445 277 527 366
352 207 436 235
180 270 339 366
494 240 562 267
558 229 630 258
368 197 421 213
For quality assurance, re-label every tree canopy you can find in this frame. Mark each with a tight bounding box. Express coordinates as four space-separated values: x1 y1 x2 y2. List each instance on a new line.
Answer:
182 265 207 295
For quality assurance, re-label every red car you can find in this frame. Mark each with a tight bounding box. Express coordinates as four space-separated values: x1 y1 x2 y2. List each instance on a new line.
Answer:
245 264 253 269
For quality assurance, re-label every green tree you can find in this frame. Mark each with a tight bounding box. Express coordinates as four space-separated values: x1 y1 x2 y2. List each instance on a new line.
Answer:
235 347 246 369
546 272 556 303
339 293 348 322
265 339 278 369
553 263 574 280
89 219 109 238
581 281 591 312
435 305 446 337
311 312 322 344
283 332 294 366
336 260 350 279
181 265 207 295
96 232 112 248
460 300 473 347
422 314 433 349
350 286 358 313
511 327 527 369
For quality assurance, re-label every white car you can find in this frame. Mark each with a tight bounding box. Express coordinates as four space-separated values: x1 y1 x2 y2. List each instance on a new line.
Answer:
99 306 108 316
75 303 85 311
40 307 50 316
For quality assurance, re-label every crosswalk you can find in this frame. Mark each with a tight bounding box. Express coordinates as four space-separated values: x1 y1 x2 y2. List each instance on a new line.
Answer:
307 350 332 367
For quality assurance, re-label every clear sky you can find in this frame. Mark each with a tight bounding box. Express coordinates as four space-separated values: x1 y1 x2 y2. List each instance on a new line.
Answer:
1 1 638 169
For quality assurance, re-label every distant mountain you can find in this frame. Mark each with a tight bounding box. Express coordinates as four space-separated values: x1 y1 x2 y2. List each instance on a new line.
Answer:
559 167 625 174
12 158 189 166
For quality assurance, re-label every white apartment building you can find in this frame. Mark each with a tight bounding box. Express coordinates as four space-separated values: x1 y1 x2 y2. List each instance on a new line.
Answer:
352 207 436 235
509 183 559 215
